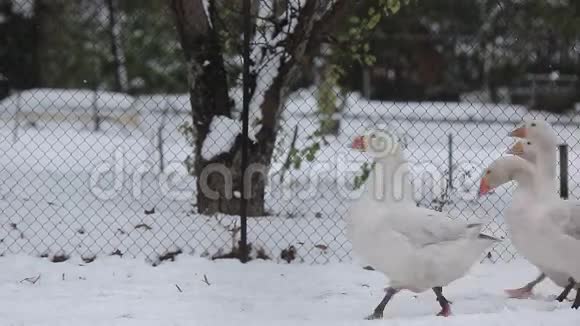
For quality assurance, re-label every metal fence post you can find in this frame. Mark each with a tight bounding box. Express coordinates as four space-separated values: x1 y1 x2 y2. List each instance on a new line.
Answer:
92 89 101 132
157 104 168 173
12 90 21 143
559 144 569 200
239 0 251 263
448 133 453 191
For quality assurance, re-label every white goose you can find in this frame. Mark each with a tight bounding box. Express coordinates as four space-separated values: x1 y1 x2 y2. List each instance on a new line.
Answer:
506 120 580 306
347 129 498 319
509 120 559 198
479 155 580 309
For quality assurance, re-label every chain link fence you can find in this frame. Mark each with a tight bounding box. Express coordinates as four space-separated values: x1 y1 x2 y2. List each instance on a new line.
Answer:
1 0 579 264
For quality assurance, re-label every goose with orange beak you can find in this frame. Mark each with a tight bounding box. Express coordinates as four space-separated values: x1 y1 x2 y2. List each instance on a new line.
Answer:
347 130 498 319
507 120 559 197
503 120 580 306
479 155 580 309
503 139 580 303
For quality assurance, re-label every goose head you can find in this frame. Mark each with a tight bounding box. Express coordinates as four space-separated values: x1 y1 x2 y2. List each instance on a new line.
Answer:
509 119 558 149
351 129 402 158
506 139 537 163
507 136 558 187
479 156 535 197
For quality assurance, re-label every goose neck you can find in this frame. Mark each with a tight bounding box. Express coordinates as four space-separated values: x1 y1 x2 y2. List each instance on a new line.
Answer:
511 167 535 193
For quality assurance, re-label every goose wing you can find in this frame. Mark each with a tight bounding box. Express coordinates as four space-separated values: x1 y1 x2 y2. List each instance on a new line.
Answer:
383 205 485 247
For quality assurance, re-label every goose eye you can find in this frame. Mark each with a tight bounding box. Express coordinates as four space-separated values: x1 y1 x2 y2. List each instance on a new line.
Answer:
527 141 531 145
531 123 537 127
370 134 377 139
486 170 491 175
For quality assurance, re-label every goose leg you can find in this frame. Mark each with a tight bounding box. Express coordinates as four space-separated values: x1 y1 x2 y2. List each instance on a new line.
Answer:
556 278 575 302
433 286 451 317
572 289 580 309
505 273 546 299
366 287 399 320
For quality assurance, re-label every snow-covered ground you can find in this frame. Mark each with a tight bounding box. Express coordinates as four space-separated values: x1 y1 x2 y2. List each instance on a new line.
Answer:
2 89 580 323
1 254 580 325
2 89 580 263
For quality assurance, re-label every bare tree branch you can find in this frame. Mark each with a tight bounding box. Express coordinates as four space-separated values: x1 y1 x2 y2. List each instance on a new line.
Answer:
258 0 322 133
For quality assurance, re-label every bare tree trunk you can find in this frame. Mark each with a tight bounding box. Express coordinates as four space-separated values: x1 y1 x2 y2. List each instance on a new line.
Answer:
106 0 128 92
172 0 270 216
172 0 239 215
317 67 341 135
172 0 354 216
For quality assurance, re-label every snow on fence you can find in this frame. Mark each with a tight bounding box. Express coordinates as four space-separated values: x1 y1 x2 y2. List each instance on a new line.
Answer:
1 88 580 264
0 89 192 173
0 89 139 136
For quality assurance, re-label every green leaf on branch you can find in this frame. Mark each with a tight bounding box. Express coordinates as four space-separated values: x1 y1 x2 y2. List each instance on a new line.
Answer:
387 0 401 14
353 162 375 190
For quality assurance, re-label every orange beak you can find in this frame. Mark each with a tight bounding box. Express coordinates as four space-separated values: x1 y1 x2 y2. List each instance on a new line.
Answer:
509 126 527 138
478 177 491 197
507 141 524 156
351 135 365 150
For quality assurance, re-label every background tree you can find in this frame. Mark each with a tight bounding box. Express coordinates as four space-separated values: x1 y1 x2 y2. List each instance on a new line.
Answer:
0 0 38 92
172 0 409 216
0 0 187 94
341 0 580 105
